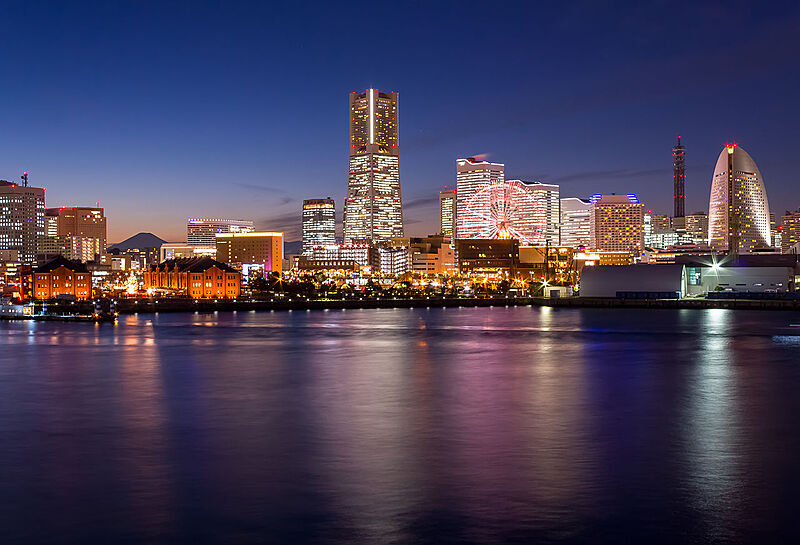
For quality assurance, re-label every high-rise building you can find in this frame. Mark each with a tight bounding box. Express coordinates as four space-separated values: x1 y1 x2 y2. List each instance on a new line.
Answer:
187 218 255 248
456 157 504 240
343 89 403 243
644 211 671 247
458 178 550 245
685 212 709 243
302 198 336 255
215 232 283 277
673 136 686 219
560 198 591 248
0 179 45 265
46 206 107 251
589 194 645 252
511 180 560 245
708 144 771 254
439 188 457 237
781 208 800 253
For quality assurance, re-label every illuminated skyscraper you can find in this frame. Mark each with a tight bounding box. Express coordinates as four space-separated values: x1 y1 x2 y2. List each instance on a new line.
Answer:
439 188 457 237
517 180 560 244
708 144 771 254
589 194 644 251
302 198 336 255
343 89 402 243
560 197 591 248
187 218 255 248
0 179 45 265
456 157 504 239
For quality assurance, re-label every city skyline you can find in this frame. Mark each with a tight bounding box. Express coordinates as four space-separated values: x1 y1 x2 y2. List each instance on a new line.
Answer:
1 2 799 243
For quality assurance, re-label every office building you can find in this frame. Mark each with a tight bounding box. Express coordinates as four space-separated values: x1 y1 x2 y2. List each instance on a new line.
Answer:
685 212 709 243
439 188 457 237
456 157 504 239
187 218 255 248
144 257 241 299
560 198 591 248
0 179 45 265
589 194 645 252
708 144 771 254
69 236 104 263
343 89 403 243
390 235 456 276
215 232 283 280
512 180 560 245
377 245 410 276
46 206 107 252
302 198 336 255
644 211 673 248
782 209 800 253
456 162 550 245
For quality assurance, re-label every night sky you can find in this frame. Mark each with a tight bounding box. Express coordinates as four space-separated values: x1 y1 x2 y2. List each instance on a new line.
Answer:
2 1 798 243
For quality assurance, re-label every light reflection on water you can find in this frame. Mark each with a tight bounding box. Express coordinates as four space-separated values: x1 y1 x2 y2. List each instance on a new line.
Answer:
2 307 800 544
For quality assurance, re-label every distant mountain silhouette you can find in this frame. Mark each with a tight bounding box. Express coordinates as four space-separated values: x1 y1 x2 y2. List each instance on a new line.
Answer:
109 232 166 251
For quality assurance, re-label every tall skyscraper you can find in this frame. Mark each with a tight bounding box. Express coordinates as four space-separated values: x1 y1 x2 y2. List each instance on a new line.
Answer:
0 179 45 265
708 144 771 254
589 194 644 252
187 218 255 248
673 136 686 220
456 157 504 239
439 188 457 237
302 198 336 255
343 89 403 243
458 180 549 245
522 181 561 245
560 197 591 248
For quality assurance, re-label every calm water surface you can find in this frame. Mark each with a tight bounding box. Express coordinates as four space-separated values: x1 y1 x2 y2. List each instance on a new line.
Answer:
2 307 800 544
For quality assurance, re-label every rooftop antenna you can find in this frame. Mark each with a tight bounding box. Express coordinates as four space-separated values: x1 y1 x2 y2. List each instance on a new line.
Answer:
20 171 28 187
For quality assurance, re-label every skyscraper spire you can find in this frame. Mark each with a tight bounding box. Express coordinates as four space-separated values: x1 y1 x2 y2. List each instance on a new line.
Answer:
673 135 686 219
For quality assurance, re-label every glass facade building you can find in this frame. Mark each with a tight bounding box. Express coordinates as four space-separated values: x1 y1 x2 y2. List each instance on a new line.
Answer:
302 198 335 256
456 157 504 240
0 180 45 265
439 189 457 237
708 144 771 254
456 158 554 246
560 197 591 248
343 89 403 243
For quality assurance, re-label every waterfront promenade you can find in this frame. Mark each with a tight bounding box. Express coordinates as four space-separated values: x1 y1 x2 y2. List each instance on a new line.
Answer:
7 295 799 320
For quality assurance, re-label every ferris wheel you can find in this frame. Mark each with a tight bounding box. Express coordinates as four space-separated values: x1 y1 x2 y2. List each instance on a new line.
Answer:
459 181 546 245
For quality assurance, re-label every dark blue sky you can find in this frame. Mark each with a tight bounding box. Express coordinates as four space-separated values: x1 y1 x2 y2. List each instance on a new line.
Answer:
2 0 798 242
